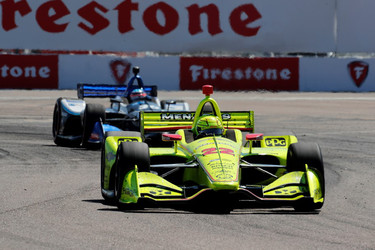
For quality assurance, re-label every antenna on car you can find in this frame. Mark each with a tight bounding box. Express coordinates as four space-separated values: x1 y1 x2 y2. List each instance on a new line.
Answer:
132 66 140 76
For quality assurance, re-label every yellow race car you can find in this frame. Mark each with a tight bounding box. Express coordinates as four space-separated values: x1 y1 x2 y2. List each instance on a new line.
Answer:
101 85 325 213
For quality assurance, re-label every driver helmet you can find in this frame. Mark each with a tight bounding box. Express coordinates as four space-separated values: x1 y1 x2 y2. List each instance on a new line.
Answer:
195 115 224 137
129 88 147 102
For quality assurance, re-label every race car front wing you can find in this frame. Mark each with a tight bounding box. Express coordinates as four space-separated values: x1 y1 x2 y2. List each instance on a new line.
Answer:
118 165 324 208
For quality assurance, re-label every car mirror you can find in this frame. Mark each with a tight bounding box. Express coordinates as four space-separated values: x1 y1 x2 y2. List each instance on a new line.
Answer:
166 100 176 105
246 133 264 141
162 134 182 141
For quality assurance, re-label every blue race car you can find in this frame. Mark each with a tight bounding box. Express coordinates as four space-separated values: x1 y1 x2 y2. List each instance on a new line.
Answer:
52 67 190 148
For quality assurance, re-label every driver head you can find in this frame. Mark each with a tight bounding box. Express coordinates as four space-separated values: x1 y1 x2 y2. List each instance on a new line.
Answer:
195 115 223 138
129 88 147 102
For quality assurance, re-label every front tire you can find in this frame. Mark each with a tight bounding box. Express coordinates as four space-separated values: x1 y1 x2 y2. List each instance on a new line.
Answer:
101 131 142 203
287 142 325 211
114 142 150 210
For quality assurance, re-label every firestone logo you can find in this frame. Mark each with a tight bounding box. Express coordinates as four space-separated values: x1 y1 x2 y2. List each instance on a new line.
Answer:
0 55 59 89
0 0 262 37
0 55 58 89
190 65 292 82
110 59 132 85
180 57 299 91
348 61 369 88
1 64 50 79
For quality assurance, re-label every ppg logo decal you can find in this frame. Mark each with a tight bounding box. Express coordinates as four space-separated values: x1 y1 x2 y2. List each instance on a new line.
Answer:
265 138 286 147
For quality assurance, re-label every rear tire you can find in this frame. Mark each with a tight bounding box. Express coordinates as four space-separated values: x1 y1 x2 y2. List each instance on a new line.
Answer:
287 142 325 211
114 142 150 210
82 103 105 148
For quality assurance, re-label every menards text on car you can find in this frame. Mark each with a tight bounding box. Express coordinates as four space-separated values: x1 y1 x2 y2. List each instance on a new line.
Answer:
0 0 262 36
160 113 232 120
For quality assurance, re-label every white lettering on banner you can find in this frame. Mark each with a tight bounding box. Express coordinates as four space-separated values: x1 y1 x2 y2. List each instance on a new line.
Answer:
0 54 58 89
161 113 194 120
190 65 291 83
1 65 50 79
354 67 365 80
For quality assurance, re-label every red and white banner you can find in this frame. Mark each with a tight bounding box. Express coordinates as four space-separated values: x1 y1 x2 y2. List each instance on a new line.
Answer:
0 0 335 53
180 57 299 91
0 55 58 89
1 54 375 92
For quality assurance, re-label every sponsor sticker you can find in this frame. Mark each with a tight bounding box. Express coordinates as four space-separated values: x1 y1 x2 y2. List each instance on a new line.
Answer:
160 113 232 121
161 113 194 120
265 138 286 147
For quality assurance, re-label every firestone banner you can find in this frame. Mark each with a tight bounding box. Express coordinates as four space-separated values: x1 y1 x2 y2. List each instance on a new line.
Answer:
0 0 335 53
180 57 299 91
0 54 58 89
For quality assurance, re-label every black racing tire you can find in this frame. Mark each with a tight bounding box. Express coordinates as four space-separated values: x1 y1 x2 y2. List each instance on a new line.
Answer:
82 103 105 148
101 131 143 203
287 142 325 211
114 142 150 210
52 98 64 145
287 142 324 173
52 98 81 147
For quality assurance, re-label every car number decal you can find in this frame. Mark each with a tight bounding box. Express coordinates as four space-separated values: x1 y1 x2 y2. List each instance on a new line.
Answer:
202 147 235 156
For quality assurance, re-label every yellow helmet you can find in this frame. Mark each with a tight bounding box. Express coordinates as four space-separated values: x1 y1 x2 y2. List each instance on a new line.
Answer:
195 115 223 137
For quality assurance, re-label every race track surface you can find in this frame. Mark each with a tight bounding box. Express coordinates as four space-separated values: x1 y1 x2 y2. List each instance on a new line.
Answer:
1 90 374 249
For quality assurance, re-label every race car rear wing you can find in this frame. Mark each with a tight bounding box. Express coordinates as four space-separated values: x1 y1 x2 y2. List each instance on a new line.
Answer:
77 84 158 99
140 111 254 134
